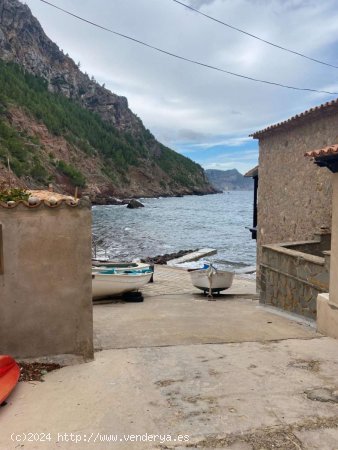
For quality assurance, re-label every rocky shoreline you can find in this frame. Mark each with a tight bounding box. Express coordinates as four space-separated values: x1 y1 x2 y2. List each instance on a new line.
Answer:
91 190 221 206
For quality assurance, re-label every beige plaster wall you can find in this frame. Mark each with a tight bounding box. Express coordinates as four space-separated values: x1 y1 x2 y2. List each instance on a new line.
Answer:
317 293 338 339
257 114 336 266
315 172 338 338
329 174 338 307
0 200 93 360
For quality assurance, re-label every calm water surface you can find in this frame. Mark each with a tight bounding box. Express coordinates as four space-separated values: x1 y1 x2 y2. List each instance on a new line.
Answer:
92 192 256 270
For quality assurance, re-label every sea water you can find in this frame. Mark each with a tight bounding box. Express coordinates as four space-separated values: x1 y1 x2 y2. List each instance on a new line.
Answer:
92 191 256 270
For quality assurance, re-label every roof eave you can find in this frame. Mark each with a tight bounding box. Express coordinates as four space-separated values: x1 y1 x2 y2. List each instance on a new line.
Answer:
250 98 338 139
313 155 338 173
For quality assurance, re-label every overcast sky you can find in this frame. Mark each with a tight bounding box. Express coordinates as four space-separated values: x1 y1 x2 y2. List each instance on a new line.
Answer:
24 0 338 173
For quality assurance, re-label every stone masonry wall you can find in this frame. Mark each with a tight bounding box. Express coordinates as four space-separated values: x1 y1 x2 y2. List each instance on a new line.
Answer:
257 113 336 270
260 243 330 319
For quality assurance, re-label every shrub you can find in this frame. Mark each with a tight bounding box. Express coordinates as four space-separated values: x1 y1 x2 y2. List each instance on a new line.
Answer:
0 186 29 202
57 160 86 187
30 157 48 183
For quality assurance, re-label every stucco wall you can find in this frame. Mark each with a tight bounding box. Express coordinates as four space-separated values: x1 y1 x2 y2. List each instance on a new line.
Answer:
0 200 93 360
315 174 338 337
329 174 338 307
257 114 336 266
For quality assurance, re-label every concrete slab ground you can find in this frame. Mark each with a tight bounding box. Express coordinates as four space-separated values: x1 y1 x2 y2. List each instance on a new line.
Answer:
94 266 317 350
1 266 338 450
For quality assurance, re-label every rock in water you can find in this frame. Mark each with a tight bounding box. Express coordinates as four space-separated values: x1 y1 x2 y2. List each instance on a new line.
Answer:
127 199 145 209
106 197 123 205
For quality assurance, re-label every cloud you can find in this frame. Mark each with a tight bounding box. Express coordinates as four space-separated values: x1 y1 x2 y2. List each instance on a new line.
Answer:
187 136 252 149
190 0 216 7
24 0 338 172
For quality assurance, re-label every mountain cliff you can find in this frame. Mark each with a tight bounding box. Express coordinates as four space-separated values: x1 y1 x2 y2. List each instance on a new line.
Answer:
0 0 215 200
205 169 253 191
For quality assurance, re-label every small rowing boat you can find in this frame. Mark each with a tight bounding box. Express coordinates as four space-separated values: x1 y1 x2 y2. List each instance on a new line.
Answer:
92 260 151 271
92 268 153 299
189 264 234 299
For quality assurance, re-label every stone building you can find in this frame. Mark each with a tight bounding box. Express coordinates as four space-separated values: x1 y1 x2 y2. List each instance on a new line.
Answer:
251 100 338 253
249 99 338 318
305 145 338 338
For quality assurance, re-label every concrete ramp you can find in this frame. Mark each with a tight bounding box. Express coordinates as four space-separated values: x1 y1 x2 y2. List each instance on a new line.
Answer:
166 248 217 267
93 266 317 351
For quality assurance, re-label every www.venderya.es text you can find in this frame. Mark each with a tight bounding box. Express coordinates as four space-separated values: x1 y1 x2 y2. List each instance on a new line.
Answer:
11 432 190 444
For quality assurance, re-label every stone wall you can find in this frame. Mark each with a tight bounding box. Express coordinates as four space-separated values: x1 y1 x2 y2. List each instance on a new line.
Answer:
0 199 93 361
282 233 331 257
260 240 330 319
257 113 336 269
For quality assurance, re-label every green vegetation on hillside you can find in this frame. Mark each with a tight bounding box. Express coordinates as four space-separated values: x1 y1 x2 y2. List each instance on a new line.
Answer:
57 160 86 188
0 60 207 189
0 118 43 179
157 146 204 188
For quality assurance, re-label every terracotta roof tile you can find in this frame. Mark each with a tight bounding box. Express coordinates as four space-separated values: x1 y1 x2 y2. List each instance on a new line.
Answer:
0 198 80 209
305 144 338 158
251 98 338 138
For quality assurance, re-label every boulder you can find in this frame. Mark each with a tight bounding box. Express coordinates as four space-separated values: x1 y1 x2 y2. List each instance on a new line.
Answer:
127 199 144 209
106 197 123 205
92 197 107 205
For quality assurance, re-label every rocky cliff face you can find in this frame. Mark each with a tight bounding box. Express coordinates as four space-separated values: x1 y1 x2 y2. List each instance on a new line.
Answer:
0 0 215 199
205 169 253 191
0 0 140 132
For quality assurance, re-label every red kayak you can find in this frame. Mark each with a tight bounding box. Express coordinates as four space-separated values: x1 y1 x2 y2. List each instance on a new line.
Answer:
0 356 20 404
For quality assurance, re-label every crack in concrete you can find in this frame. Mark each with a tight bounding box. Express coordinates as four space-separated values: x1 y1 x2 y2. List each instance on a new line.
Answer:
160 415 338 449
93 335 324 352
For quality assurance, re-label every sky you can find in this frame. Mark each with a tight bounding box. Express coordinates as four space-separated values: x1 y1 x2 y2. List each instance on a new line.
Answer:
24 0 338 173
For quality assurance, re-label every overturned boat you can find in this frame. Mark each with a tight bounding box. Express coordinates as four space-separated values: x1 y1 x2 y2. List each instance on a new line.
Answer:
189 264 234 298
92 267 153 300
0 355 20 405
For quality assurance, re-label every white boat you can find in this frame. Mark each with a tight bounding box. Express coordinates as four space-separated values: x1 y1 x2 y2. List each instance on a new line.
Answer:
190 265 234 297
92 260 152 271
92 270 153 300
